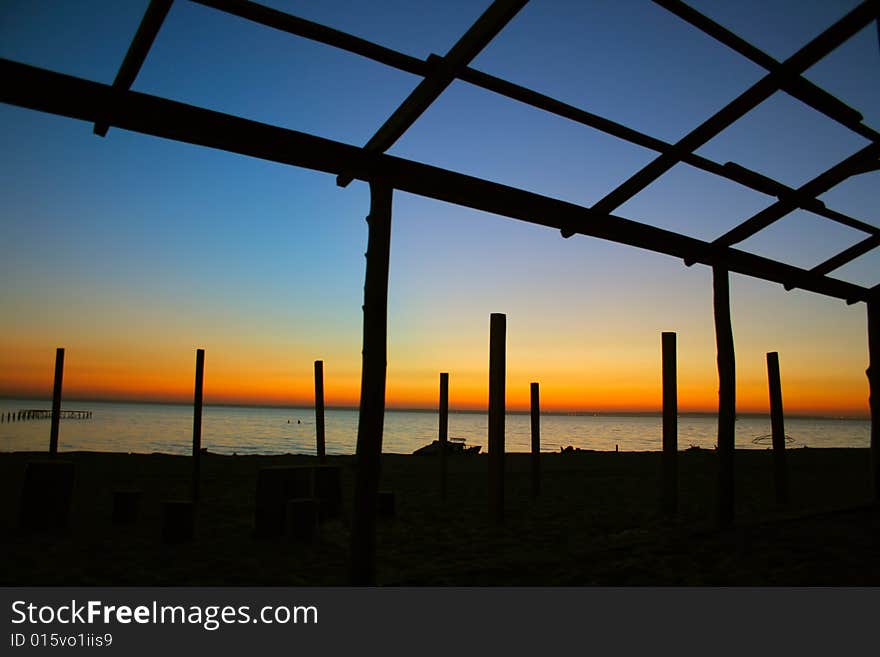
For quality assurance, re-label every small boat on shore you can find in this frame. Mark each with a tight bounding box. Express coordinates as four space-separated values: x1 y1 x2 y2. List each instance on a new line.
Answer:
413 437 481 456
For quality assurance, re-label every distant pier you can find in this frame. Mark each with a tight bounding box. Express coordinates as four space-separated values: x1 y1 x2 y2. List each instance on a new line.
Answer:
2 409 92 422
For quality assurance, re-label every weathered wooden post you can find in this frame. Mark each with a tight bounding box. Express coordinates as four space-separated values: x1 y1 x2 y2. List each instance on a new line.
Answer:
350 181 393 585
766 351 790 504
49 347 64 455
662 332 678 516
489 313 506 523
314 360 326 462
713 267 736 527
439 372 449 500
192 348 205 502
868 297 879 502
530 382 541 498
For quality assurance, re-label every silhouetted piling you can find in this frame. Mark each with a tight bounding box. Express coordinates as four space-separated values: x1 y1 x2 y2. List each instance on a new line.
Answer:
350 181 393 585
49 347 64 455
530 382 540 498
766 352 790 504
713 267 736 527
662 331 678 516
489 313 506 523
192 348 205 502
112 489 142 524
314 360 326 462
439 372 449 501
868 298 879 502
162 500 194 543
19 460 75 530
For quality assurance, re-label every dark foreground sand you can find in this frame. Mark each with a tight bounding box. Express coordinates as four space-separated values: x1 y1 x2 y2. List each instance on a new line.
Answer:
1 449 878 585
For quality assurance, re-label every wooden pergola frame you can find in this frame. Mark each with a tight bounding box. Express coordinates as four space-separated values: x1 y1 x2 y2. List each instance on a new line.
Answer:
1 0 877 583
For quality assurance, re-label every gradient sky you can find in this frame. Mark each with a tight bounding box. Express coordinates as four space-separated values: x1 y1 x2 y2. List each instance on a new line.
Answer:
0 0 877 416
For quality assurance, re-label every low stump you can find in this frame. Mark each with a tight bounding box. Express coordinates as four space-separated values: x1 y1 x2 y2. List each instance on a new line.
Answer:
19 460 75 531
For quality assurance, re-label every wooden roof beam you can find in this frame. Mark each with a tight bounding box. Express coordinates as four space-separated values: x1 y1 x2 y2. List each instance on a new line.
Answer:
192 0 877 237
190 0 428 77
653 0 879 142
0 58 871 303
335 0 528 187
577 0 878 225
811 234 880 277
715 143 880 247
94 0 173 137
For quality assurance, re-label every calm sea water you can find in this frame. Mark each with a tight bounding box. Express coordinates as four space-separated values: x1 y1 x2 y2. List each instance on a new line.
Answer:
0 399 869 455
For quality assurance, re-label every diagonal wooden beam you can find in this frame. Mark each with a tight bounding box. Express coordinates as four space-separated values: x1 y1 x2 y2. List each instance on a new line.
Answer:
578 0 878 223
811 234 880 276
190 0 427 76
0 58 871 303
194 0 877 237
715 143 880 247
653 0 878 142
94 0 173 137
336 0 528 187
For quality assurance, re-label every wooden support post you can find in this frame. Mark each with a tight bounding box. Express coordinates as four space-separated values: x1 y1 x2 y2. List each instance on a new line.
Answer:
49 348 64 455
439 372 449 501
713 267 736 527
766 352 790 504
314 360 326 462
192 348 205 502
350 181 393 585
662 331 678 516
868 298 879 502
530 382 541 499
489 313 506 523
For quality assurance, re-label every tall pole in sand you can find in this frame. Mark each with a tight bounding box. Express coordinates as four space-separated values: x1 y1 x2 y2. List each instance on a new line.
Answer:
530 382 541 499
439 372 449 501
489 313 506 523
350 181 393 585
766 351 789 504
713 267 736 527
868 297 879 502
661 332 678 516
315 360 326 462
49 347 64 455
192 348 205 502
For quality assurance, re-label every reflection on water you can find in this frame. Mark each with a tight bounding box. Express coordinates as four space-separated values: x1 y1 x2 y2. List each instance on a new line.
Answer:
0 399 869 455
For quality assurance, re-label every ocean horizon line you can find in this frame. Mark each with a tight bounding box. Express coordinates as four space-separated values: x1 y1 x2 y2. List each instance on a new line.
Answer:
0 396 869 421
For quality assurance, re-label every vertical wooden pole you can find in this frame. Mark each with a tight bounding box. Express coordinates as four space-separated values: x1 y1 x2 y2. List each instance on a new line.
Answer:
713 267 736 527
868 298 879 502
439 372 449 501
766 351 790 504
350 181 393 585
530 382 540 499
192 348 205 502
49 347 64 455
489 313 506 523
314 360 326 462
662 331 678 516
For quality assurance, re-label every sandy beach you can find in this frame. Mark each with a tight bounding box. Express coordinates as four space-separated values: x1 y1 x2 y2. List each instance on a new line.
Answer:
1 448 878 585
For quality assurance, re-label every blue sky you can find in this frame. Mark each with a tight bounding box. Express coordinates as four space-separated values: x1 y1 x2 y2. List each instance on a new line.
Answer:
0 0 877 413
